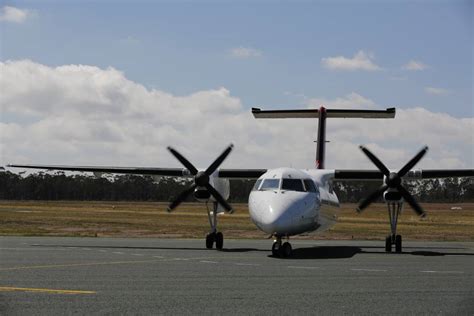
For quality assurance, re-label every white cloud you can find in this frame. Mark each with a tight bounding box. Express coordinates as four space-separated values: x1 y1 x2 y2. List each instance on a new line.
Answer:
1 60 472 172
321 50 382 71
0 6 31 23
402 60 429 71
229 47 262 59
306 92 378 110
425 87 451 96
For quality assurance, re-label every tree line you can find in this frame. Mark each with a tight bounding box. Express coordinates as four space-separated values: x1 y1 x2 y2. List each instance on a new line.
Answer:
0 171 472 203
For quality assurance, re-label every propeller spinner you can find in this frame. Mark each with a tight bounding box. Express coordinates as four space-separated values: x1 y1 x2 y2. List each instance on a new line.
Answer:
357 145 428 218
167 144 234 213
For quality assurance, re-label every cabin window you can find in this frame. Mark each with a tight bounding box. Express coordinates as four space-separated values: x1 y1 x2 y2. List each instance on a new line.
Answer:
281 178 305 192
252 179 262 191
260 179 280 191
303 179 318 193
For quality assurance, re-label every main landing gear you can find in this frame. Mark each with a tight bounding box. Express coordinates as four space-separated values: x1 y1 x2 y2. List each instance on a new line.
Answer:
271 236 292 258
385 202 403 253
205 202 224 250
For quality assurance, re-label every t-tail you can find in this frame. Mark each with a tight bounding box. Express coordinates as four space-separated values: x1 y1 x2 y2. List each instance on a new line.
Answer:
252 106 396 169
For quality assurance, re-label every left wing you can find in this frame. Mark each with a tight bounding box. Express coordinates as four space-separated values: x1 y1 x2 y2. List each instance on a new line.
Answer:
334 169 474 181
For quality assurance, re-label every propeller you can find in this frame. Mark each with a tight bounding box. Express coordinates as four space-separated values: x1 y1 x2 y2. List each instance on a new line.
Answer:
357 145 428 218
166 144 234 213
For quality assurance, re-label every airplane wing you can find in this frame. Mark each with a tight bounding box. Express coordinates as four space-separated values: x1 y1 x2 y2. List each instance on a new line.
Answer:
6 164 267 179
334 169 474 180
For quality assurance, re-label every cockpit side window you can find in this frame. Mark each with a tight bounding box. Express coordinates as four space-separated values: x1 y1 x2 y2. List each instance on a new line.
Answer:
259 179 280 191
281 178 305 192
303 179 318 193
252 179 262 191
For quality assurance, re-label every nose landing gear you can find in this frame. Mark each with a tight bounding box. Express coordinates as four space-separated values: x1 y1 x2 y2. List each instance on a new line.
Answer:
271 236 292 258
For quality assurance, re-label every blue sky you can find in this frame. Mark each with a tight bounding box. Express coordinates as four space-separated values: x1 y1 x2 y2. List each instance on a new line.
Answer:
0 1 472 170
2 1 472 116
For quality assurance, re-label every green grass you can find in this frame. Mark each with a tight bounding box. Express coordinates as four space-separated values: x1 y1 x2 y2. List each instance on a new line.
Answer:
0 201 473 240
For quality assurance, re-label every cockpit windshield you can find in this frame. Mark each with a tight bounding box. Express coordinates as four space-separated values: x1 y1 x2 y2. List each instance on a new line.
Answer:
281 178 305 192
259 179 280 191
252 179 262 191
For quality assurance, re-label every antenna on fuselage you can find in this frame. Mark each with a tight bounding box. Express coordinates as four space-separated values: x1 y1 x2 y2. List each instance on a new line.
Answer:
251 106 396 169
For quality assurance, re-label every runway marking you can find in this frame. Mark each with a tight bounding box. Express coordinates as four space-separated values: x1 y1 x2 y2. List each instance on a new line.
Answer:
153 255 164 258
173 258 189 261
0 286 95 295
132 254 144 256
288 266 320 270
351 268 387 272
420 270 464 274
112 252 124 254
200 260 218 264
0 259 178 271
235 263 260 266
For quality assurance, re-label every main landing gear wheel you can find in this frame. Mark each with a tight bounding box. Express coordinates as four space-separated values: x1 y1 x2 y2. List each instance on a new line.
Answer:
385 235 392 252
206 233 215 249
395 234 402 253
385 234 403 253
215 232 224 250
205 232 224 250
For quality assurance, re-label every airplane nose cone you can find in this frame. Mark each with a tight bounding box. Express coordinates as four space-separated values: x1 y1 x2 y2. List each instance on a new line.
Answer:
251 193 297 234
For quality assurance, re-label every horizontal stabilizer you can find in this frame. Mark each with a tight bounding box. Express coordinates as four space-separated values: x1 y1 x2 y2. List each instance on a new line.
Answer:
252 107 395 119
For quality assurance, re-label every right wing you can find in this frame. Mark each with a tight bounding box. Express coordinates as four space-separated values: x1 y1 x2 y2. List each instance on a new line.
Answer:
6 164 267 179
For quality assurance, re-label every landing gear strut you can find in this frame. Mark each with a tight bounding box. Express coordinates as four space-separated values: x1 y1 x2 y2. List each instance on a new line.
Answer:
205 202 224 250
385 202 403 253
271 236 292 258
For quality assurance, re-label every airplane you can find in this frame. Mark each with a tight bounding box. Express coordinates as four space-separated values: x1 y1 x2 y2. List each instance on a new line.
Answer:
7 106 473 257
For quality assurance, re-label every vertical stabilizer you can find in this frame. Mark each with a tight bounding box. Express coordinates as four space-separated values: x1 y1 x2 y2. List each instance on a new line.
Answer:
252 107 395 169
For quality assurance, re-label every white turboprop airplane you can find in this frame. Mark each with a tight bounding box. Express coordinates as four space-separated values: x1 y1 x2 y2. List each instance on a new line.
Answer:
8 107 473 257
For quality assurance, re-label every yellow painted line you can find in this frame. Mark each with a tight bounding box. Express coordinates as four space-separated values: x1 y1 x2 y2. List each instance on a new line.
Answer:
0 286 95 295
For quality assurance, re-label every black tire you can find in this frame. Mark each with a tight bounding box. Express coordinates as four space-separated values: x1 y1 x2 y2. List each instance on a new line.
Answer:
271 242 280 257
385 235 392 252
215 232 224 250
280 242 292 258
205 233 215 249
395 235 402 253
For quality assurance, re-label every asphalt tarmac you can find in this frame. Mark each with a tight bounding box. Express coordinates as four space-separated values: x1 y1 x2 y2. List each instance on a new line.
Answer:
1 237 473 315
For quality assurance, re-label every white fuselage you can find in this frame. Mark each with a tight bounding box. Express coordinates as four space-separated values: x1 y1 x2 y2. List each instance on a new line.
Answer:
248 167 340 237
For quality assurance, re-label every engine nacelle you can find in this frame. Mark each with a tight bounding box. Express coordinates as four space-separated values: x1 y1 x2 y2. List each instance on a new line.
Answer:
193 176 230 213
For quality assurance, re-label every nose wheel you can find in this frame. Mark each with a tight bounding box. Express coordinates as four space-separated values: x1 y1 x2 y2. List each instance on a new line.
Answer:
205 202 224 250
271 236 292 258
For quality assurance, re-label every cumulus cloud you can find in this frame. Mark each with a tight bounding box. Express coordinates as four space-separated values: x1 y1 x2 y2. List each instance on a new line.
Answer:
402 60 429 71
1 60 472 172
229 47 262 59
321 50 382 71
306 92 378 110
425 87 451 96
0 6 31 23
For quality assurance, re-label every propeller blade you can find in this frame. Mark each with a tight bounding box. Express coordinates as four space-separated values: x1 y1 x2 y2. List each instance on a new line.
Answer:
205 144 234 176
205 183 233 213
359 146 390 176
167 147 198 175
397 185 426 217
167 184 197 212
397 146 429 177
357 184 388 213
